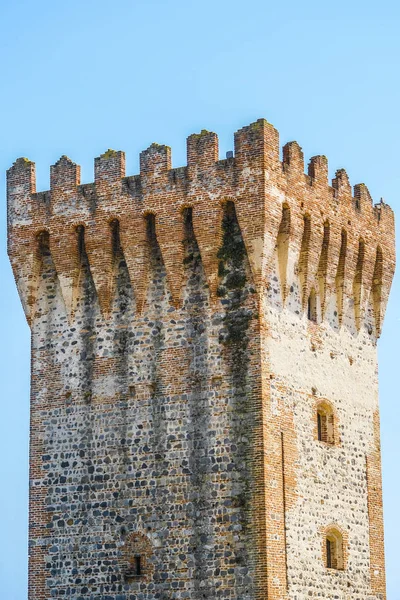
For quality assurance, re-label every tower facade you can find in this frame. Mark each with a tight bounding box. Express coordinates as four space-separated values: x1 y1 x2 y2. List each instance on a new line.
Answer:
7 119 395 600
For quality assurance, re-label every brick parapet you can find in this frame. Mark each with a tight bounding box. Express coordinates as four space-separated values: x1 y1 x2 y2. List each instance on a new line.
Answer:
7 119 395 335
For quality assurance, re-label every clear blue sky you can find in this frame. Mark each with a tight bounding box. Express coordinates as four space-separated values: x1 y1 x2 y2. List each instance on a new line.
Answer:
0 1 399 598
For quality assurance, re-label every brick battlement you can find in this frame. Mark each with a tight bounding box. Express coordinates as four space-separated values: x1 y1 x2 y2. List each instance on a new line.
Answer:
7 118 395 336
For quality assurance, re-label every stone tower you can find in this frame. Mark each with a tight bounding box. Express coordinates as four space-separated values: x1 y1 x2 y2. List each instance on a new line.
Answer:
7 119 395 600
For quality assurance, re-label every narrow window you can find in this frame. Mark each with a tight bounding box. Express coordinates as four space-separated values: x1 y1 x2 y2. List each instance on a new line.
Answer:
123 532 152 581
326 538 333 568
125 555 142 579
308 288 317 322
317 411 328 442
325 529 344 570
134 556 141 576
317 412 323 442
316 402 335 445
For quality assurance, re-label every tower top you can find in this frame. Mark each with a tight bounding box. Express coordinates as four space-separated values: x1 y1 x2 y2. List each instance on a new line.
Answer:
7 118 395 334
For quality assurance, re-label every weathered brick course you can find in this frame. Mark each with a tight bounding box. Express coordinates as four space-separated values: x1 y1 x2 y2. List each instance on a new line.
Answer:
7 118 395 599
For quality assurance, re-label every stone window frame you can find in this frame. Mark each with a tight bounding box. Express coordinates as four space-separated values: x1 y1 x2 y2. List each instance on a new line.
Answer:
313 399 339 446
321 524 348 571
121 531 154 582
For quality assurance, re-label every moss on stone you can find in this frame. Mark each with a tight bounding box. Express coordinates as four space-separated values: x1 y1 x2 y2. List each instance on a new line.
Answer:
149 142 169 151
191 129 212 140
15 157 32 168
248 118 268 132
100 149 118 159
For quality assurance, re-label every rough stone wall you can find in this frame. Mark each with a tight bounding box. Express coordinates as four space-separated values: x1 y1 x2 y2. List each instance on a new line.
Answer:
265 253 384 599
26 207 261 599
7 119 395 600
259 144 394 600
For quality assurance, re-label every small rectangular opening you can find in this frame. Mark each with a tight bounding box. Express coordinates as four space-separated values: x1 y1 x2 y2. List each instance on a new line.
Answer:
134 555 141 576
125 555 142 580
308 290 317 322
326 539 332 569
317 412 329 443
